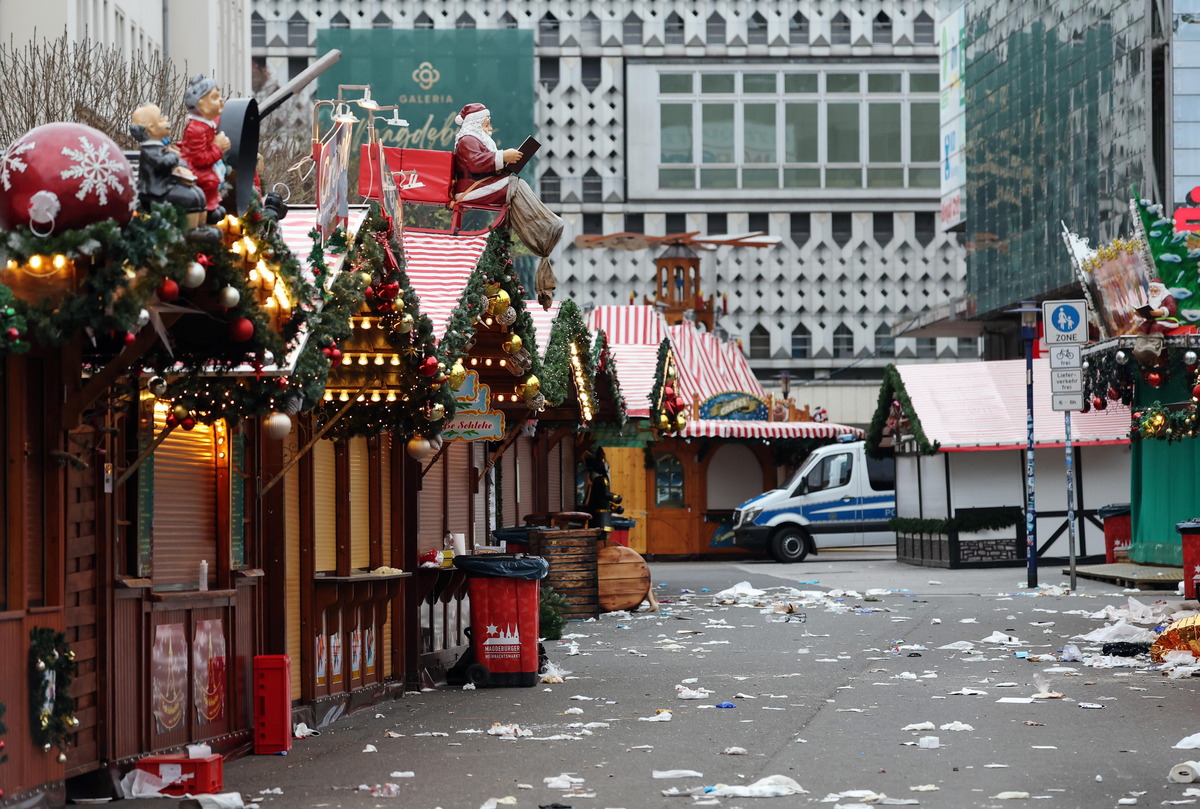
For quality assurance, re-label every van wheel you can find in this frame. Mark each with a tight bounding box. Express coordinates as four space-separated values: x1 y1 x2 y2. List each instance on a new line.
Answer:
770 527 811 563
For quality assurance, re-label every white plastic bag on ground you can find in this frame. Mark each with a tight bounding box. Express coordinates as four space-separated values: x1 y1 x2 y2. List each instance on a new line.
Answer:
177 795 245 809
118 767 168 798
1075 620 1157 644
713 581 766 602
653 769 704 779
708 775 807 797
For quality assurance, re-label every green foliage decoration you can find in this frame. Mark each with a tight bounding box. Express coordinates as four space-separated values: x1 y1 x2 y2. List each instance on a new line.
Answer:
865 364 939 458
889 507 1023 537
28 628 77 754
591 329 628 425
0 282 29 355
540 585 569 641
1130 400 1197 442
539 299 595 410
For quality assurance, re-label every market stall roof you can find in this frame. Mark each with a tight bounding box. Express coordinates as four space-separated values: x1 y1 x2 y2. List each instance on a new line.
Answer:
667 323 765 402
400 229 490 341
587 305 671 418
681 419 860 440
525 300 561 357
879 359 1132 452
277 206 370 283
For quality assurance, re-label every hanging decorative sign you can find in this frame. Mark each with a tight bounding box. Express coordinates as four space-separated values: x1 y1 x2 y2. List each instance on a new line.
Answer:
443 369 505 441
453 369 486 412
700 391 768 421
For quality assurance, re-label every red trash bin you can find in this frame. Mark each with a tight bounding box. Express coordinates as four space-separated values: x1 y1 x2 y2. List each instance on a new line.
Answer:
454 554 549 687
1179 521 1200 599
1099 504 1132 563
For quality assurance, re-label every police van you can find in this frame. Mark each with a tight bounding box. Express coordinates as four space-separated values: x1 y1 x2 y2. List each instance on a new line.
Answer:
732 438 895 562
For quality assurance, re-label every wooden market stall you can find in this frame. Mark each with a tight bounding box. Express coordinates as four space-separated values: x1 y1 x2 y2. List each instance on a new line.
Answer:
867 360 1132 568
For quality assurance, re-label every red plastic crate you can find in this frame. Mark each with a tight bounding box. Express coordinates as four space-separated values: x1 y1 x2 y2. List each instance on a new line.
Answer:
135 754 223 796
254 655 292 755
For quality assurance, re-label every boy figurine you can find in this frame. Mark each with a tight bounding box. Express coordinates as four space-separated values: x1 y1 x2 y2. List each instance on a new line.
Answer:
129 103 216 241
180 74 232 223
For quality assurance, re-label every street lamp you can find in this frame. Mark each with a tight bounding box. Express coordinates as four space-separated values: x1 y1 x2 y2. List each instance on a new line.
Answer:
1008 300 1041 588
777 370 792 400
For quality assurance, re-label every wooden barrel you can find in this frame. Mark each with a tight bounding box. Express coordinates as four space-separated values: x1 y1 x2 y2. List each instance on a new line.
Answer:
528 528 601 619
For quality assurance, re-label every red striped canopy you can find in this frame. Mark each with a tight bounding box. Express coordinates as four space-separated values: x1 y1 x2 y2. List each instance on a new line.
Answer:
588 306 672 418
681 419 861 440
401 229 490 342
276 206 369 283
525 300 561 358
668 323 766 404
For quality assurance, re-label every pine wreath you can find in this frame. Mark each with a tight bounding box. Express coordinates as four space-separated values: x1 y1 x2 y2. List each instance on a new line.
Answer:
29 628 78 754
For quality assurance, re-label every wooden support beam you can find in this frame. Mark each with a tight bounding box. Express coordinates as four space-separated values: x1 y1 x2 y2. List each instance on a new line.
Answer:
258 381 369 497
476 411 531 484
114 421 176 490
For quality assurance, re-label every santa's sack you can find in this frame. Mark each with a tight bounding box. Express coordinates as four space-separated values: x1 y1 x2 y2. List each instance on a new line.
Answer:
506 177 563 309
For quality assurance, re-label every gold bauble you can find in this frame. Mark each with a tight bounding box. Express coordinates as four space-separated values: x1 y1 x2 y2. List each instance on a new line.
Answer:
448 360 467 389
675 413 688 431
425 402 446 421
658 413 671 430
395 313 414 334
484 282 502 297
492 289 512 318
519 375 540 400
57 752 67 764
503 334 523 354
406 435 434 461
172 403 190 421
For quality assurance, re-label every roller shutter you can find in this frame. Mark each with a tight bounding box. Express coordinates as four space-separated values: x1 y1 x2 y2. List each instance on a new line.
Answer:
151 413 220 591
418 453 444 553
547 441 562 512
446 442 471 540
349 437 370 570
312 440 337 572
284 429 302 700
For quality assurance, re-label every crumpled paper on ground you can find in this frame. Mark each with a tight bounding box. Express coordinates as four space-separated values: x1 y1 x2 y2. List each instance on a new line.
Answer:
176 795 245 809
1074 619 1157 645
708 775 807 797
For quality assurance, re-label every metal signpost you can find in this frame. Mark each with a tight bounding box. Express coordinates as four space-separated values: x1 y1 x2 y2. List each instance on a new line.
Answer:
1044 300 1089 591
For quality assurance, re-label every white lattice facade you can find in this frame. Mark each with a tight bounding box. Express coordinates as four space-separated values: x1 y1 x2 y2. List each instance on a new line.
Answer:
251 0 969 410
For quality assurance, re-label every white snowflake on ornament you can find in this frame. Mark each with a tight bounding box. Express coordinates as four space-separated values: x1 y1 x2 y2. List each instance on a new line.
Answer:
1 140 34 190
60 135 127 205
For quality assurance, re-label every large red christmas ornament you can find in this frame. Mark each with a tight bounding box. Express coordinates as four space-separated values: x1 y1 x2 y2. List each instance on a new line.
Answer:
1093 396 1107 410
1147 372 1162 387
229 316 255 342
157 279 180 302
418 355 439 377
1192 384 1200 400
0 123 135 233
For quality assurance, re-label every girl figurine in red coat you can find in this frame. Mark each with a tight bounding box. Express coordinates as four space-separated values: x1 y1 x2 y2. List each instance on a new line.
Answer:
180 74 232 224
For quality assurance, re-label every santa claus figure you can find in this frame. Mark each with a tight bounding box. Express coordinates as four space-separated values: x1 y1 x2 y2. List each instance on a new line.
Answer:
179 74 231 223
1137 277 1180 334
452 102 522 206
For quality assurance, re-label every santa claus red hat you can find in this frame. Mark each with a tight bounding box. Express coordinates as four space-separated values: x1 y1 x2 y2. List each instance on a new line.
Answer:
455 103 489 126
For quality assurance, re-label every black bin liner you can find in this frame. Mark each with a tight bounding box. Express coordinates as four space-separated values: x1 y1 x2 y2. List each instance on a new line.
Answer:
491 525 551 544
454 553 549 580
611 516 636 530
1178 520 1200 535
1098 503 1131 520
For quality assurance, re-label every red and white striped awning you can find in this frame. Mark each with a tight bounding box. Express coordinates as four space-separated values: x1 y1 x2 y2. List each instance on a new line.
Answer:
276 206 369 283
525 300 561 358
588 306 673 418
894 359 1131 450
401 229 490 341
667 323 766 403
589 305 667 345
681 419 862 440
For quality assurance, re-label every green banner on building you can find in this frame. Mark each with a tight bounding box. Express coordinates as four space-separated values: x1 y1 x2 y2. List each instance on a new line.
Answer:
316 29 536 153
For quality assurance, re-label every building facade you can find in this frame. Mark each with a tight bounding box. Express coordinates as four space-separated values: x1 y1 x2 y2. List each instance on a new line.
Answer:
0 0 253 95
251 1 971 425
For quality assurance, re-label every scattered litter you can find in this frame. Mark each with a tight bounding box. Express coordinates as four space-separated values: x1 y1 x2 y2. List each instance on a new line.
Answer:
722 747 748 755
384 731 403 738
910 784 940 791
917 736 940 749
292 722 320 738
564 707 584 715
902 721 935 731
715 702 736 709
996 697 1036 704
369 784 400 798
1078 703 1104 709
488 723 532 739
1031 674 1064 700
991 791 1031 799
413 732 449 737
984 763 1010 768
982 631 1024 645
462 683 476 690
639 710 673 722
950 687 988 696
389 771 414 778
362 744 377 753
1176 733 1200 750
477 798 517 809
939 721 974 731
653 769 704 779
1023 721 1045 726
544 773 585 789
706 775 807 797
938 641 976 651
540 662 570 683
677 685 714 699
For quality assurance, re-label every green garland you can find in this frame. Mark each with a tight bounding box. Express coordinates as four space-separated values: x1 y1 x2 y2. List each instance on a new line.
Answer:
540 299 596 409
0 283 29 355
865 364 939 457
1081 345 1136 409
889 507 1023 536
28 628 77 755
1131 401 1197 442
1130 191 1200 301
540 585 569 641
648 339 683 432
591 330 628 425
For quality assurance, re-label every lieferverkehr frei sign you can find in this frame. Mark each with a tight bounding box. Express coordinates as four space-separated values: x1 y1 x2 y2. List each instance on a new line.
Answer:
317 29 535 153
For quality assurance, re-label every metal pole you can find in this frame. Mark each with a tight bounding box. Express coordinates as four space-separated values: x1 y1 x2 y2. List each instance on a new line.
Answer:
1065 411 1077 591
1025 323 1038 588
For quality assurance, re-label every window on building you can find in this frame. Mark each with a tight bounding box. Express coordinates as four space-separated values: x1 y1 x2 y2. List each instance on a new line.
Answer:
625 212 645 233
707 13 725 44
665 12 685 45
791 324 811 358
748 12 769 45
875 323 895 357
500 12 518 29
539 13 559 46
373 12 392 29
916 337 936 358
707 212 727 234
581 12 601 46
582 169 603 203
539 57 560 89
583 212 603 234
455 13 474 29
414 12 433 30
914 212 937 246
287 57 308 81
540 170 561 204
914 12 935 45
665 212 687 234
790 12 809 44
831 12 851 45
624 13 643 44
833 324 855 358
329 12 349 29
831 212 853 247
749 212 770 233
287 12 308 46
790 213 811 246
958 336 980 358
874 212 894 245
749 324 771 359
873 13 892 44
582 57 602 91
251 12 266 46
654 454 685 507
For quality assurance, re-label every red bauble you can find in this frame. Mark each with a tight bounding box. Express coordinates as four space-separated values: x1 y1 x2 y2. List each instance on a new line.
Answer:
1093 396 1107 410
377 282 400 302
0 122 135 232
275 376 290 390
1107 387 1120 400
663 384 675 399
123 331 136 345
1147 372 1162 387
418 355 439 377
157 279 180 302
1193 384 1200 400
6 327 19 340
181 416 197 431
229 317 255 342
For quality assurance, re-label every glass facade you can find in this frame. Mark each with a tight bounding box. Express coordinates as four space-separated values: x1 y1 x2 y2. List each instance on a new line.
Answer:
963 1 1151 316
